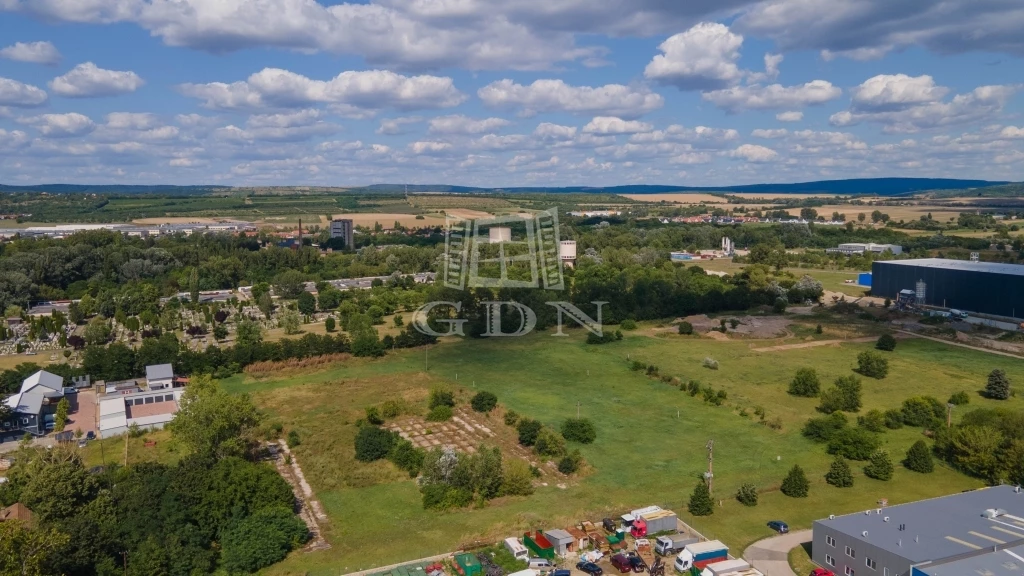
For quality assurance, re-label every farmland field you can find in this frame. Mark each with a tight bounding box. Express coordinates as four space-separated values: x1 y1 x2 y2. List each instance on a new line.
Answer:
222 320 1023 576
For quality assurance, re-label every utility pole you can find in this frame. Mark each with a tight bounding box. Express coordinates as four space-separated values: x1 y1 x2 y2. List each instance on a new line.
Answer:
947 403 954 428
425 347 429 372
706 440 714 493
577 401 581 418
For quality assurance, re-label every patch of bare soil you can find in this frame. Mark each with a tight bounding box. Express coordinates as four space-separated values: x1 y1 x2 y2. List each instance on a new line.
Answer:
683 314 793 339
751 336 877 352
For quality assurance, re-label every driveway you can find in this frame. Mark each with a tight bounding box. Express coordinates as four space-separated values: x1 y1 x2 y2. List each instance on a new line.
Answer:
743 529 812 576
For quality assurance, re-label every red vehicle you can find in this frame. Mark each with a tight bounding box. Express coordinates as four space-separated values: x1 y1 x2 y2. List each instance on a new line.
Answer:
611 554 632 573
810 569 835 576
629 518 647 538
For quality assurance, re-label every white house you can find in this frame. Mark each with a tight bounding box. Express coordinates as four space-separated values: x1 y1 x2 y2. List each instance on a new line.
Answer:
145 364 174 390
2 370 66 436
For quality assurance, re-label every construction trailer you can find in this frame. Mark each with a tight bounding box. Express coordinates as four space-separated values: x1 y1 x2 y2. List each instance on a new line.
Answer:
523 531 555 560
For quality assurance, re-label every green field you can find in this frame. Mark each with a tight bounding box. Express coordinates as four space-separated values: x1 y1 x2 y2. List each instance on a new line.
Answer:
220 320 1023 576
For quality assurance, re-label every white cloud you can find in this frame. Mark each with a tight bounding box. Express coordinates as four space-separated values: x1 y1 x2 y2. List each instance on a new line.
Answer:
472 134 532 151
748 53 784 83
0 77 48 107
214 109 341 142
533 123 577 140
776 111 803 122
0 41 61 65
850 74 949 112
478 79 663 118
428 115 510 135
582 116 653 134
644 23 744 90
1000 126 1024 139
179 68 465 112
409 141 453 155
376 116 421 135
752 128 789 138
729 143 779 162
702 80 841 112
21 112 97 137
49 62 143 97
0 128 30 152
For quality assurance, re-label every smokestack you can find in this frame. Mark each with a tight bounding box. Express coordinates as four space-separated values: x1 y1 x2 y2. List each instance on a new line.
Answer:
298 218 302 244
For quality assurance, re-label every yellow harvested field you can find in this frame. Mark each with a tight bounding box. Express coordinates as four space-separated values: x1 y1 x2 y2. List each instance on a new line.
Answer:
442 209 494 219
623 193 728 203
329 213 448 228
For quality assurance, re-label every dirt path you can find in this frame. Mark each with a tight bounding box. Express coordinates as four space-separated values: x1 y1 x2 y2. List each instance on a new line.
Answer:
269 440 331 552
752 336 876 352
895 330 1024 359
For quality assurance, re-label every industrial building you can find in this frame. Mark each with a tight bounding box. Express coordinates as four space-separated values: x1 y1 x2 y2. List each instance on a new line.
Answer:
871 258 1024 318
826 243 903 256
329 218 354 249
812 485 1024 576
911 542 1024 576
559 240 577 267
0 221 254 240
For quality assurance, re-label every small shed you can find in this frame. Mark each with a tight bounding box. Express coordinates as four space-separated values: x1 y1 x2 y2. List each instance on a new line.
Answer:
544 529 575 556
639 509 677 535
566 527 589 552
453 553 481 576
524 531 555 560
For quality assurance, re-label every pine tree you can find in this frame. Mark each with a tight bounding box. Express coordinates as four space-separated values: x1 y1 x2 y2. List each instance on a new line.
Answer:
825 456 854 487
904 440 934 473
864 450 894 480
986 369 1012 400
781 465 810 497
736 483 758 506
688 480 714 516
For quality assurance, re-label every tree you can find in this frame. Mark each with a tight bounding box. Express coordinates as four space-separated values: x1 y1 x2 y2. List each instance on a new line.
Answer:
516 419 542 447
688 481 714 516
736 483 758 506
221 507 309 574
279 308 301 335
857 212 866 223
188 268 200 304
678 321 693 335
825 456 854 487
948 425 1004 481
273 270 307 300
258 292 274 319
904 440 934 473
875 334 897 351
781 465 809 497
856 351 889 379
470 391 497 413
986 369 1012 400
788 368 821 397
803 412 848 442
857 409 886 433
500 458 534 496
827 428 881 460
54 397 70 432
800 207 818 221
900 396 946 428
819 375 863 413
948 391 970 405
773 297 787 314
429 388 455 409
0 520 70 576
83 317 111 346
235 318 263 347
68 302 84 325
560 418 597 444
212 323 228 341
169 375 263 458
297 291 316 316
324 317 336 332
864 450 894 480
354 426 398 462
316 288 342 311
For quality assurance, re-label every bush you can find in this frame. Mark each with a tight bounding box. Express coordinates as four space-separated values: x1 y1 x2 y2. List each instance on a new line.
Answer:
365 406 384 425
875 334 897 351
686 380 701 396
504 410 520 427
561 418 597 444
688 481 714 516
501 458 535 496
221 506 310 574
781 465 809 497
702 357 719 370
388 440 425 477
534 427 567 458
286 430 301 448
818 375 863 414
948 391 970 406
864 450 894 480
324 317 336 332
856 351 889 379
904 440 934 473
426 405 453 422
827 428 882 460
678 321 694 335
825 456 854 487
803 412 848 442
630 360 647 371
815 324 823 334
773 297 787 313
557 450 583 474
429 388 456 409
986 369 1012 400
620 319 637 330
354 426 398 462
883 408 904 429
379 400 405 419
421 483 473 511
470 391 498 413
516 418 542 446
900 396 946 428
788 368 821 397
736 483 758 506
857 409 886 433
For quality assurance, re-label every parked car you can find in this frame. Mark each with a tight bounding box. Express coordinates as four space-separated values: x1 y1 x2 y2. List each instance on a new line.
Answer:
611 554 632 573
551 570 571 576
767 520 789 534
86 431 96 440
77 439 88 448
528 558 553 570
627 555 646 573
810 569 835 576
603 517 617 533
576 562 603 576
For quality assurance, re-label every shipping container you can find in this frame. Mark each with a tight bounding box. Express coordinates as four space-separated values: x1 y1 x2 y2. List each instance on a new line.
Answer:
640 509 678 535
524 531 555 560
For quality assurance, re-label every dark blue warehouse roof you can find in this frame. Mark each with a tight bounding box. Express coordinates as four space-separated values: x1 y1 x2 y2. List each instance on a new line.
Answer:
875 258 1024 277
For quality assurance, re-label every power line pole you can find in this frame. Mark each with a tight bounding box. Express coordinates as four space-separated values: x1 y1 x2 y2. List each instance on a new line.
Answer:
576 401 581 418
705 440 714 493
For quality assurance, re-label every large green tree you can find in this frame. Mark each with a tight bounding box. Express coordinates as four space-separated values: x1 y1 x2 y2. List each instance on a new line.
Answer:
688 481 714 516
781 465 809 497
904 440 934 473
169 374 263 458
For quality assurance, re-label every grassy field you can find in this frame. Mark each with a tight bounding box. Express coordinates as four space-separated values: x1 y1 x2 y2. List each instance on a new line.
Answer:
789 543 815 575
683 261 869 298
218 321 1022 575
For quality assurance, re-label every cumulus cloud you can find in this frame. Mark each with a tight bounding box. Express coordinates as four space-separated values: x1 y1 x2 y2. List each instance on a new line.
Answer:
478 79 663 118
0 41 61 65
179 68 465 112
850 74 949 112
0 128 31 152
533 123 577 140
582 116 653 134
215 109 341 142
1001 126 1024 139
49 62 143 97
409 141 453 155
703 80 842 112
644 23 744 90
428 115 510 134
776 111 803 122
20 112 97 137
730 143 779 162
0 76 48 107
376 116 422 135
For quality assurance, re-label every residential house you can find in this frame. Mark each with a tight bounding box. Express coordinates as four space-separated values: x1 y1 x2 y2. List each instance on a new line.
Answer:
2 370 66 437
145 364 174 390
0 503 33 524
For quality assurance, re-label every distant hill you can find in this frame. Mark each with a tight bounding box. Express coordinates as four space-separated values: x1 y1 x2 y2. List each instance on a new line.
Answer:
0 184 230 195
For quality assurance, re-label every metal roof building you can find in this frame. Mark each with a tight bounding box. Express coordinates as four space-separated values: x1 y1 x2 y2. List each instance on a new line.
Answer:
912 542 1024 575
813 486 1024 576
871 258 1024 318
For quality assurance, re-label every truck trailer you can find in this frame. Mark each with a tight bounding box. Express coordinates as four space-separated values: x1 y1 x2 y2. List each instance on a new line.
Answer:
655 535 698 556
673 541 728 572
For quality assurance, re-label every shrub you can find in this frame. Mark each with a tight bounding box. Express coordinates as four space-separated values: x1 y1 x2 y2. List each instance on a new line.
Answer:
221 506 310 574
388 440 425 477
365 406 384 425
534 427 566 458
948 391 970 406
286 430 301 448
516 418 542 446
815 324 823 334
686 380 701 396
421 483 473 511
557 450 583 474
688 481 714 516
904 440 934 473
428 388 456 409
864 450 894 480
501 458 535 496
818 375 863 414
504 410 520 427
825 456 854 488
630 360 647 371
324 317 336 332
354 426 398 462
561 418 597 444
678 321 694 335
856 351 889 379
426 405 453 422
736 483 758 506
788 368 821 397
378 400 405 419
773 297 787 314
986 369 1012 400
827 428 882 460
781 465 809 497
620 319 637 330
875 334 897 351
857 409 886 433
470 391 498 413
900 396 946 428
702 357 719 370
883 409 904 429
803 412 848 442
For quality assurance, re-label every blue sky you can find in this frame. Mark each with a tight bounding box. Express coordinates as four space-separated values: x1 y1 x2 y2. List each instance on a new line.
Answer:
0 0 1023 186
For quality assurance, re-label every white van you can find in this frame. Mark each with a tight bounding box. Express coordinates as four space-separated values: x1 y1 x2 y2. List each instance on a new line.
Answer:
505 537 529 562
528 558 553 570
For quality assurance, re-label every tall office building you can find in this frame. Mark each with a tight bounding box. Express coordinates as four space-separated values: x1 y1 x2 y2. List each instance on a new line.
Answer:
330 219 354 249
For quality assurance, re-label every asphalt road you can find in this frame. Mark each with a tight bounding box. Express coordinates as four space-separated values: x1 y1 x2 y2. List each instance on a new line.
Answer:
743 529 812 576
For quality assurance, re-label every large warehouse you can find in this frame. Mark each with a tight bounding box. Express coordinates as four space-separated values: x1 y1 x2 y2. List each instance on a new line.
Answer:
871 258 1024 318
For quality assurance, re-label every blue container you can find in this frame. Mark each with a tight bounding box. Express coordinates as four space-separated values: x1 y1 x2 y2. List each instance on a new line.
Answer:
858 272 872 287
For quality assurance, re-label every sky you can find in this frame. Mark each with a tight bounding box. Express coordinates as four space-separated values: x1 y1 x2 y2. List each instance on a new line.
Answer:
0 0 1023 187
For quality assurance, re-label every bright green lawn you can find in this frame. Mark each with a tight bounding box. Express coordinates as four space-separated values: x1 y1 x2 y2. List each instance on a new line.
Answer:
223 329 1021 576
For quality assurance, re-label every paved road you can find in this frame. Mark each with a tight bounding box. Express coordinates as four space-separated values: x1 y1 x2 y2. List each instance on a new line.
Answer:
743 529 812 576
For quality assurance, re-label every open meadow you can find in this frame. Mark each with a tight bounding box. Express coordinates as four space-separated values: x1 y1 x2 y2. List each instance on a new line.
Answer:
218 318 1023 575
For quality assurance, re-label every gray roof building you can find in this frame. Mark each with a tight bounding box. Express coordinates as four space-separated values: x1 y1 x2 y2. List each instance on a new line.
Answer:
145 364 174 381
912 543 1024 576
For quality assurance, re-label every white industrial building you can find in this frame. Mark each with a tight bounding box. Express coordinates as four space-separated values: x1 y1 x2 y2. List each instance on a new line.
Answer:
145 364 174 391
99 388 184 439
559 240 577 267
826 243 903 256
